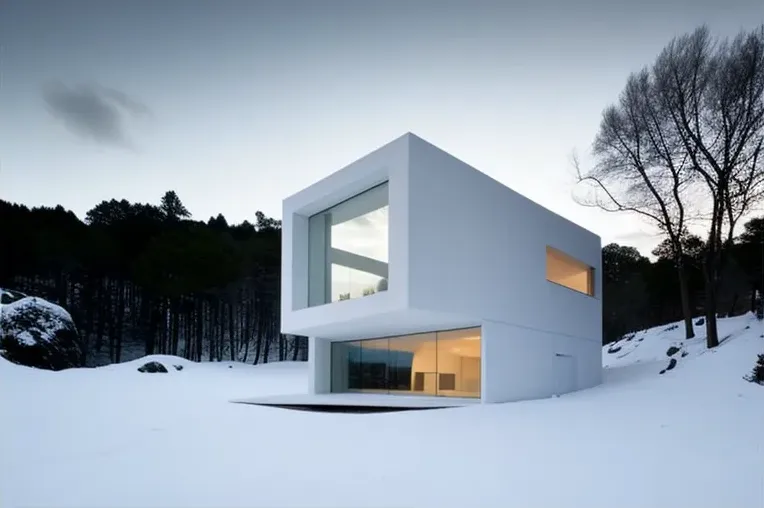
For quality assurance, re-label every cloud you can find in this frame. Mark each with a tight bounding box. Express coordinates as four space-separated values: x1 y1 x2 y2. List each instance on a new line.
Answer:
613 230 655 243
42 82 151 148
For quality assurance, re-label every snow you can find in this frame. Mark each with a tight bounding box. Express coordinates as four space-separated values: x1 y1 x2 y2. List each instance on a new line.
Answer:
1 315 763 508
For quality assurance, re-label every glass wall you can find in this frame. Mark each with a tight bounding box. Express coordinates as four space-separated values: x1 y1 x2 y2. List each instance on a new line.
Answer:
308 183 389 306
546 246 595 296
330 327 481 398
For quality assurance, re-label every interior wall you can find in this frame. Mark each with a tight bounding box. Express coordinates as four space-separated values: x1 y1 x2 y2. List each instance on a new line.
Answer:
546 246 593 295
409 338 481 396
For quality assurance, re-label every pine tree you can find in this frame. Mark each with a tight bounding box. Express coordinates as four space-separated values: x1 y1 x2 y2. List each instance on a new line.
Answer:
160 191 190 221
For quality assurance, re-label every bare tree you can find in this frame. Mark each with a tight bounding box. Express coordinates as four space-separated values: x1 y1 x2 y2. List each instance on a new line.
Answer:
575 68 697 340
652 25 764 348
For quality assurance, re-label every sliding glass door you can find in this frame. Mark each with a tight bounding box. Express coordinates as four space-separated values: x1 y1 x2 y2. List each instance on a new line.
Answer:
329 327 481 398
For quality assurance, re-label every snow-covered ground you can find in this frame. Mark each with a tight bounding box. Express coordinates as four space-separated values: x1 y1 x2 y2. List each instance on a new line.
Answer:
1 315 763 508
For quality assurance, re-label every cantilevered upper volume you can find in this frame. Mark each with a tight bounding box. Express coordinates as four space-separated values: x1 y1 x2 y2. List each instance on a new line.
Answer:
281 133 602 404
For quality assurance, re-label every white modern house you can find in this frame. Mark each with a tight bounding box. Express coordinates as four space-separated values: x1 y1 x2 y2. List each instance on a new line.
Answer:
280 133 602 405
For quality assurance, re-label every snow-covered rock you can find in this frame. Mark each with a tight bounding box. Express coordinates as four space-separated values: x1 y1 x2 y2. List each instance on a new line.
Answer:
137 361 168 373
0 288 27 305
0 291 82 370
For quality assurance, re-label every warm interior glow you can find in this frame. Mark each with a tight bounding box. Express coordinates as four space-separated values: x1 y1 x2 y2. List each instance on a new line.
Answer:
546 246 594 296
329 327 481 398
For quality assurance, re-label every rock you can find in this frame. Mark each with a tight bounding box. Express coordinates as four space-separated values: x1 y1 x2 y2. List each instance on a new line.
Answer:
607 345 622 354
137 361 168 373
659 358 678 375
666 346 681 357
173 364 183 371
695 318 705 326
0 294 82 371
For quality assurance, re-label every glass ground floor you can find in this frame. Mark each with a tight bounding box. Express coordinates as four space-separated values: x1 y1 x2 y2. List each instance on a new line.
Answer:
329 327 481 398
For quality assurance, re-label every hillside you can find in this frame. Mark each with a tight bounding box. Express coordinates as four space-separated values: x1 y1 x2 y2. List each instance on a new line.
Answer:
1 314 762 508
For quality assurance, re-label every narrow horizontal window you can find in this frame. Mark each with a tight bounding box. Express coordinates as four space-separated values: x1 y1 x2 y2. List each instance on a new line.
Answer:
546 246 594 296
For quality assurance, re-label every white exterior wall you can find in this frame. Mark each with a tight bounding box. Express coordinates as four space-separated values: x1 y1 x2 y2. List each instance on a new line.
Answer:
283 133 603 403
406 135 601 342
406 135 602 401
481 321 601 403
281 134 416 341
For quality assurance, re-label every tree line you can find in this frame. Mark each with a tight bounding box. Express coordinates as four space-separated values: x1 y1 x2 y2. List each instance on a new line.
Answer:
602 216 764 344
2 24 762 361
2 192 764 361
577 24 764 348
0 191 307 366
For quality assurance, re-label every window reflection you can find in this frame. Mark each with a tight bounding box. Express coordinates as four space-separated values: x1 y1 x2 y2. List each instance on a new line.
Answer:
308 183 389 306
360 338 389 392
329 328 481 398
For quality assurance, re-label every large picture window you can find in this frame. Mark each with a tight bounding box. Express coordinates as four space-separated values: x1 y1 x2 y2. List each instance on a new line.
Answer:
546 246 595 296
308 183 389 306
330 327 481 398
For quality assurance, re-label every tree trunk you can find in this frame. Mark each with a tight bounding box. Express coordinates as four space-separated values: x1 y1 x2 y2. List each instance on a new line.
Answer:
228 301 236 362
107 279 116 363
115 279 125 363
676 260 695 339
728 292 739 318
171 299 180 356
291 336 299 361
218 300 225 361
95 278 106 353
703 250 720 349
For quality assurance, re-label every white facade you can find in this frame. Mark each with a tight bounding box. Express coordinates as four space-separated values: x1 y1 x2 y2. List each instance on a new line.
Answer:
281 133 602 403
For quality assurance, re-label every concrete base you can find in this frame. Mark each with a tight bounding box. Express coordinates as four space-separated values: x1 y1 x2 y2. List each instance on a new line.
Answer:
231 392 479 410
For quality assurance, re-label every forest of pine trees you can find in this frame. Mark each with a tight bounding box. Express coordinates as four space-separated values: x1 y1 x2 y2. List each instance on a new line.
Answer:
0 191 306 367
4 189 764 364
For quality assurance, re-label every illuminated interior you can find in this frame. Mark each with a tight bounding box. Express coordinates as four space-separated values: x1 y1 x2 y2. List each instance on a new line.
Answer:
308 183 389 306
546 246 594 296
330 327 481 398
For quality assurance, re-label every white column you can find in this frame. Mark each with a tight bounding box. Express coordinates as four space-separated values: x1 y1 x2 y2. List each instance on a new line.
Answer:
308 337 331 395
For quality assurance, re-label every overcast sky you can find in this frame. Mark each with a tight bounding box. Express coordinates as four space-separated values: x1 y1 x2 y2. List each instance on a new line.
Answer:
1 0 762 256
